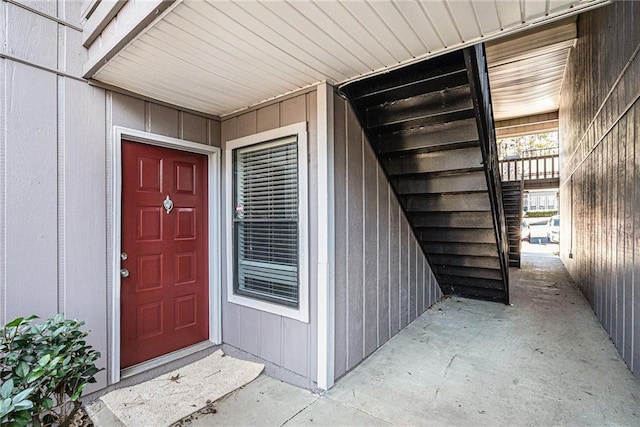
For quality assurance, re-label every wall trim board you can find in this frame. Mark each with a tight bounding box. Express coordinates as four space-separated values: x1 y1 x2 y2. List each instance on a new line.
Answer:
0 53 86 83
0 51 5 325
56 76 66 315
4 0 83 31
109 126 221 385
316 83 335 390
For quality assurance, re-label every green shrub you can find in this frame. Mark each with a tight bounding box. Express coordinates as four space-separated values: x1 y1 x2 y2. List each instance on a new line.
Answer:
0 314 102 426
524 210 558 218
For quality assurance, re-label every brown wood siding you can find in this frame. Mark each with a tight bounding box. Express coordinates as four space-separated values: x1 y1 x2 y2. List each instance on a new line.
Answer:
333 93 442 380
220 89 318 386
559 0 640 376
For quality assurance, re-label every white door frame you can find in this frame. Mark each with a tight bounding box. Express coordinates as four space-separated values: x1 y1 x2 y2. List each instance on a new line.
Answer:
110 126 221 384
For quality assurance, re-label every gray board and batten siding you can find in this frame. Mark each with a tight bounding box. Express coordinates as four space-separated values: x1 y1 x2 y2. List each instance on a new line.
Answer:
221 90 319 388
333 93 443 380
559 0 640 377
0 0 220 393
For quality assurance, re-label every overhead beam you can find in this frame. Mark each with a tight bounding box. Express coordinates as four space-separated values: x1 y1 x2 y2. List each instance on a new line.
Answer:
495 112 559 138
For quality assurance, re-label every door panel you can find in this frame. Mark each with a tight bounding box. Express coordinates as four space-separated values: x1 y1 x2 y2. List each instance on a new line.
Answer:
121 140 209 369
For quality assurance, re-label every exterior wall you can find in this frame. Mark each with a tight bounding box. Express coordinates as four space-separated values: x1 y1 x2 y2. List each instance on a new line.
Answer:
220 90 319 388
559 0 640 376
332 93 442 380
524 190 559 212
1 0 220 393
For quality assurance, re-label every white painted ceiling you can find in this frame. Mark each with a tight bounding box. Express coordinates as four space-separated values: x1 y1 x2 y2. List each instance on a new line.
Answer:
486 18 577 120
92 0 607 117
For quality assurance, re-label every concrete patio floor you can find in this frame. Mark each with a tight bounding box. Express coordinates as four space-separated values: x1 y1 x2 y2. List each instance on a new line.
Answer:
182 254 640 426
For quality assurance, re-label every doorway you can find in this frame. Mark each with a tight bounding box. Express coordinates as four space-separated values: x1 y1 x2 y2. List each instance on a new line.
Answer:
111 128 221 382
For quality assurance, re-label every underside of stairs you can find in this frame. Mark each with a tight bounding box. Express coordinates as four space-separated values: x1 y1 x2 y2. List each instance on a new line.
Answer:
340 44 510 304
503 181 525 268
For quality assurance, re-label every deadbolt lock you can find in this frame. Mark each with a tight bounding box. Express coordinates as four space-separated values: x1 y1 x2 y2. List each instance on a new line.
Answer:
121 252 128 261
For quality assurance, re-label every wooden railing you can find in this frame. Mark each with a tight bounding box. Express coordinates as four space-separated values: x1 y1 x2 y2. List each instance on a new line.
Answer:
499 154 559 182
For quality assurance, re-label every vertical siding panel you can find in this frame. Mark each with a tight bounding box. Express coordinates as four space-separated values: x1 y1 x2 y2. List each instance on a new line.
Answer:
238 308 260 356
608 132 614 335
377 166 390 345
363 139 378 356
410 238 417 321
623 109 635 365
596 146 603 316
208 119 222 147
236 110 257 138
399 215 408 329
6 63 58 320
414 240 419 317
389 191 400 336
430 261 437 305
561 2 640 378
346 105 364 369
609 132 616 337
280 95 307 126
221 117 238 144
63 81 107 389
417 244 424 315
634 102 640 373
111 92 145 129
283 318 308 376
6 5 57 69
617 120 626 350
603 133 610 331
181 112 208 144
259 312 283 366
256 103 280 132
333 96 348 379
148 103 179 138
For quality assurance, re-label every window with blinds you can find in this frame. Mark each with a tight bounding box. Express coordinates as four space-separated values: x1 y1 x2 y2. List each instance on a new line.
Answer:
233 136 299 307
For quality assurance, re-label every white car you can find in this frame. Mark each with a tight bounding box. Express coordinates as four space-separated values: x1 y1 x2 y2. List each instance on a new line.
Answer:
547 215 560 243
521 220 531 241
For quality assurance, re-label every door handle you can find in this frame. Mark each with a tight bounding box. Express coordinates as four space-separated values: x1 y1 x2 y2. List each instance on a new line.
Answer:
120 268 130 278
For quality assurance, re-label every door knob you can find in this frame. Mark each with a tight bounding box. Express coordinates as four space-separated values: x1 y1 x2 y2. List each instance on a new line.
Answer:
120 268 130 278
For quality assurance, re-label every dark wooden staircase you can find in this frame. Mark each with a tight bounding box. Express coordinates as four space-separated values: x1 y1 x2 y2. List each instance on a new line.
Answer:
340 45 510 304
502 180 525 268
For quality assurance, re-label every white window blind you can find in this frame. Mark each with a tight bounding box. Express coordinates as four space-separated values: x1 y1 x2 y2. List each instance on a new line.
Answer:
233 136 299 307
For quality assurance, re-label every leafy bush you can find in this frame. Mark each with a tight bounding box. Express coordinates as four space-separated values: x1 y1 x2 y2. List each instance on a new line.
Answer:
524 210 558 218
0 314 102 426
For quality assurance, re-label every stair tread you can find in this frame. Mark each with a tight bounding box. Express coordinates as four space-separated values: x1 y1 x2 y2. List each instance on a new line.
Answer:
341 46 508 305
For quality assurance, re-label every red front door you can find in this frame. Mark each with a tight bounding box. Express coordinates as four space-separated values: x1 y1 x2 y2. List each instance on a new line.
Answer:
120 140 209 369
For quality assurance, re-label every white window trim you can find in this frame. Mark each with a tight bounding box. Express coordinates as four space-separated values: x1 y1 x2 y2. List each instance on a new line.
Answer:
225 122 309 323
110 126 221 385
